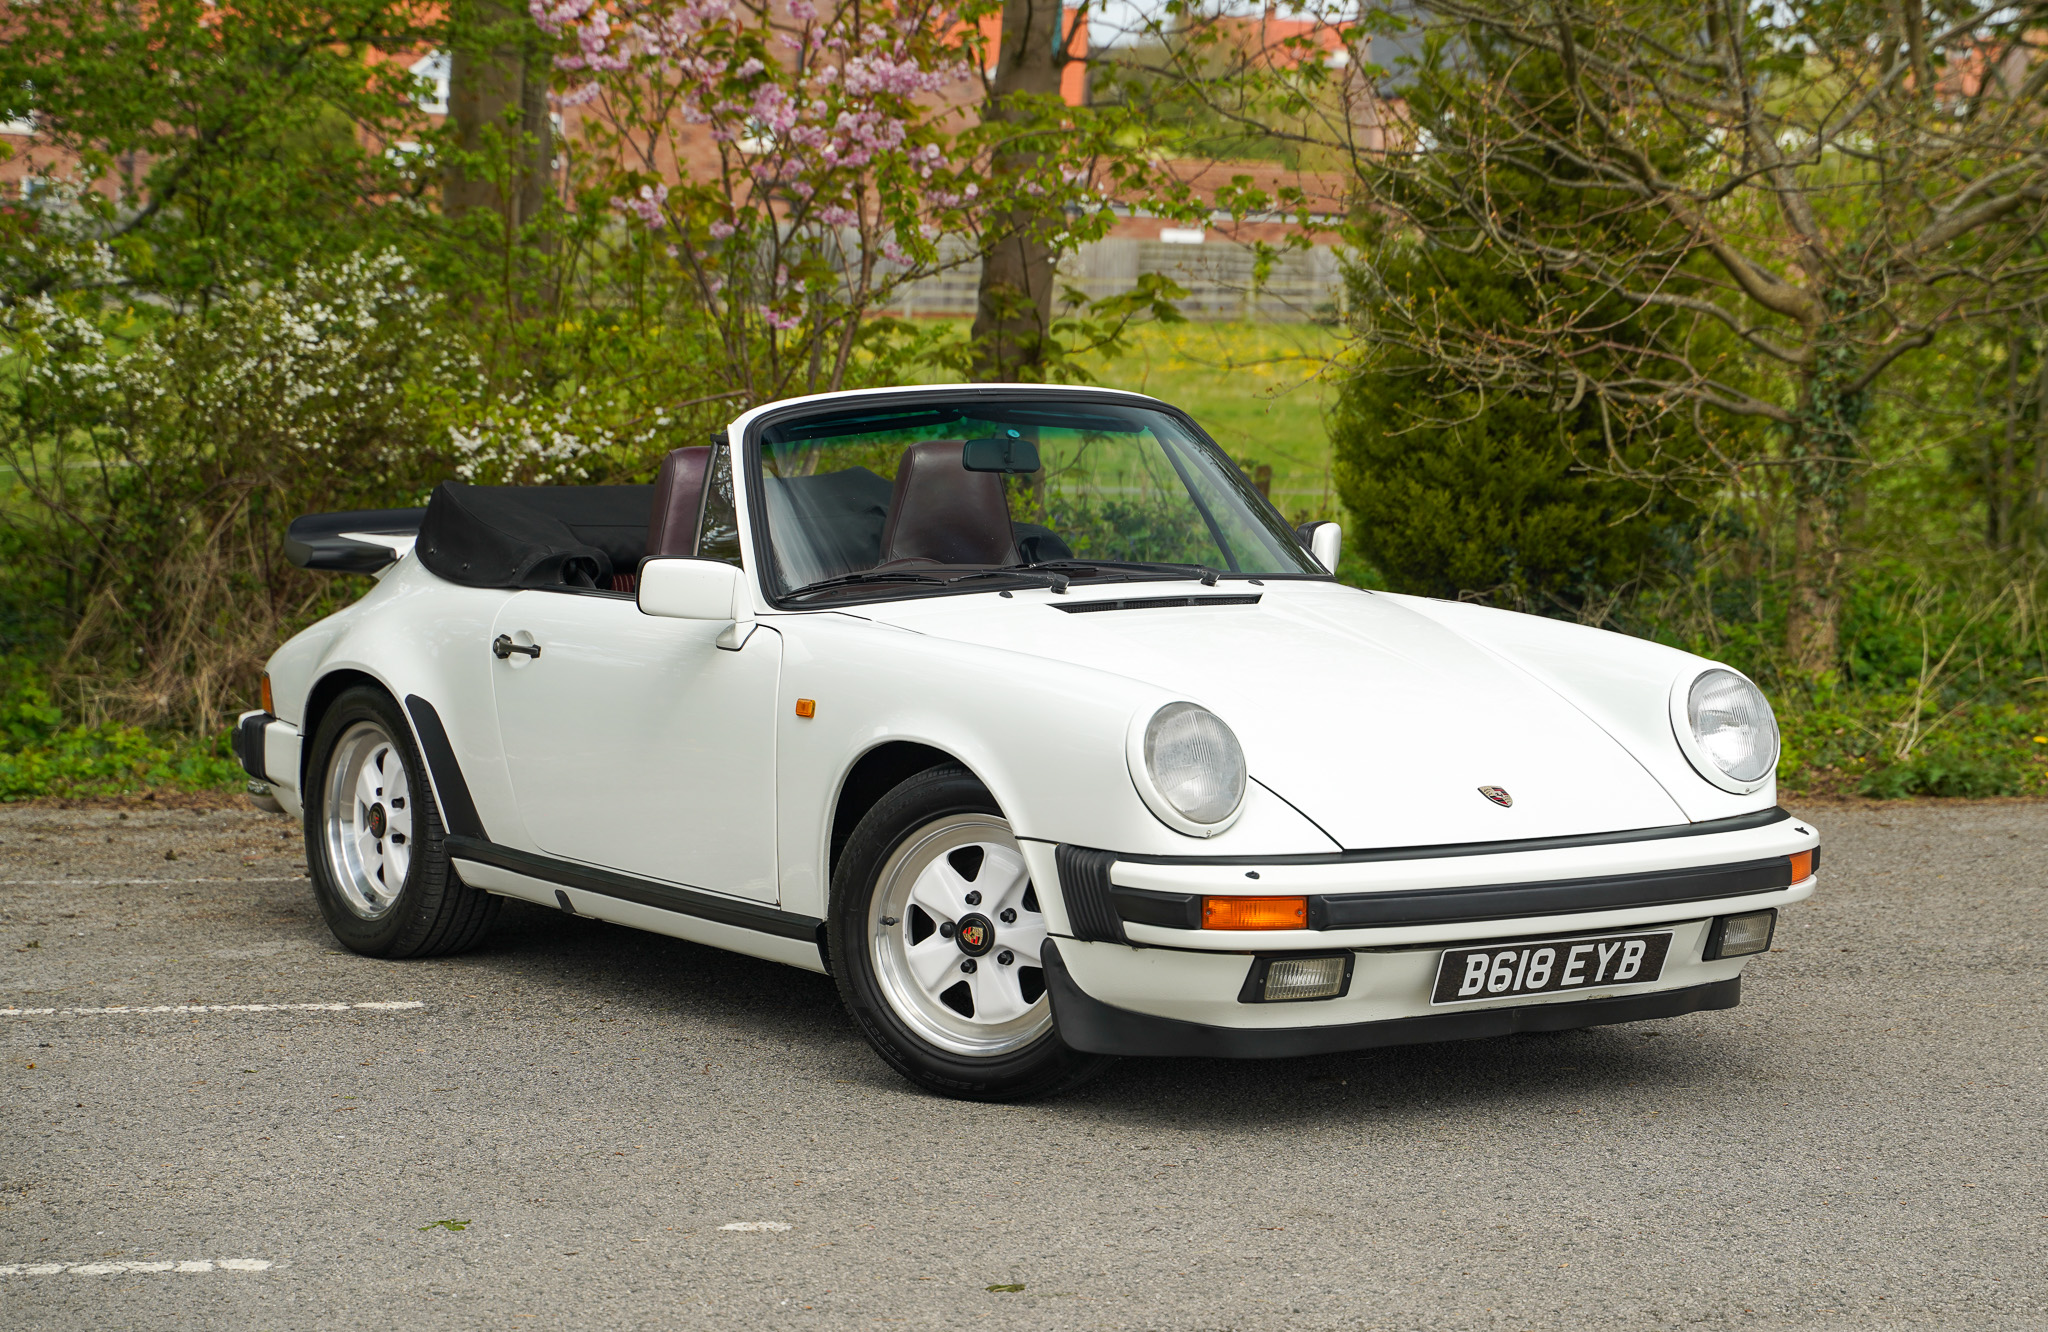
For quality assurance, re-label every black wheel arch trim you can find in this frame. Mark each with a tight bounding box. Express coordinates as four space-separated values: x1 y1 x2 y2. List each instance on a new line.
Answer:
1040 938 1743 1059
401 695 489 842
445 835 824 942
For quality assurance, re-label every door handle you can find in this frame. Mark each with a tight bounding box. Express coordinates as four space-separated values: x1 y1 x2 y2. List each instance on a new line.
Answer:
492 634 541 660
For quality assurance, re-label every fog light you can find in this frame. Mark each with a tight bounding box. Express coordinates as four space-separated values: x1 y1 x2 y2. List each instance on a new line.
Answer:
1706 909 1776 960
1240 954 1353 1003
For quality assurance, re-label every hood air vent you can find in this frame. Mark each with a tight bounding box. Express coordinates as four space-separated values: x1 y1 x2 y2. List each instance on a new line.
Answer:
1055 594 1262 614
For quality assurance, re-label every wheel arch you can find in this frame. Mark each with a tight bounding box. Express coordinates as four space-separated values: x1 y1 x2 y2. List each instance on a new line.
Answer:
298 668 388 789
828 741 978 886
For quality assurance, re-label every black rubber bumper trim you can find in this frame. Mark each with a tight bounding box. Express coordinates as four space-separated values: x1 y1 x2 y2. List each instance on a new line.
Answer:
234 712 273 783
1054 844 1127 944
1042 939 1743 1059
1106 855 1795 932
1105 805 1794 868
403 695 488 842
1313 855 1793 929
445 836 824 943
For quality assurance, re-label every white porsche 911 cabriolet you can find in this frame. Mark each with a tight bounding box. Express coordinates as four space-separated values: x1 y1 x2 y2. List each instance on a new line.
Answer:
237 384 1818 1100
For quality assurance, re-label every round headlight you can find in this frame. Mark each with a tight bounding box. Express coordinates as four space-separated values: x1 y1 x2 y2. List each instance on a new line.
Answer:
1141 703 1247 828
1686 669 1780 785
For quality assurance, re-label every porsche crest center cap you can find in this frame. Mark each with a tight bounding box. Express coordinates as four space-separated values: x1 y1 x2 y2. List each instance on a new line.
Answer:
1478 786 1513 808
368 803 388 836
953 913 995 957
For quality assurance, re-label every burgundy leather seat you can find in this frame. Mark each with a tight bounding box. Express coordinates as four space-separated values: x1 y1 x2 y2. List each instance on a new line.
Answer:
610 444 711 592
878 440 1019 567
646 445 712 558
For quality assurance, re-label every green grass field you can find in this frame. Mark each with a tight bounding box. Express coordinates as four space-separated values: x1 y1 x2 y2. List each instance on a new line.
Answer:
1075 321 1347 525
904 319 1349 524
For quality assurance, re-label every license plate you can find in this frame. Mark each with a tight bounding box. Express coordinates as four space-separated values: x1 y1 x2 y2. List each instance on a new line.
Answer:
1431 931 1673 1005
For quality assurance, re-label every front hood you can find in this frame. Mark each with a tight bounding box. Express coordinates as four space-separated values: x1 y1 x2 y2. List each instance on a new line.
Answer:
851 581 1688 850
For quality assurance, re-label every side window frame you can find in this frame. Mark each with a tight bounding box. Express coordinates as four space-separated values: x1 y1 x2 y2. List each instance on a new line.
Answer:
695 440 744 566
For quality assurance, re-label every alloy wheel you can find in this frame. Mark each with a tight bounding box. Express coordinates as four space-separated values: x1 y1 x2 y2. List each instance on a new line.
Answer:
321 721 414 920
868 813 1051 1057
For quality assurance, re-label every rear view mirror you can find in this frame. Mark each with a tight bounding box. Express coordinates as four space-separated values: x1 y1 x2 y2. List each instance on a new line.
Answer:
961 434 1041 473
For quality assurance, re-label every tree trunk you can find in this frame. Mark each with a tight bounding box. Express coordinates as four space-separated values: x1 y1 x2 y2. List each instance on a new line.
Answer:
2031 343 2048 548
1787 476 1843 673
444 1 553 235
1783 333 1866 673
970 0 1067 381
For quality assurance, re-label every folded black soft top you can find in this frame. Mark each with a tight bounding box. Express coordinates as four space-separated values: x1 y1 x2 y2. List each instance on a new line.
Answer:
287 482 655 588
415 482 653 589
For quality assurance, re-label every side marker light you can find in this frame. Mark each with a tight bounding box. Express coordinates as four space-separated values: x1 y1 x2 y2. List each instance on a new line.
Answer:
794 698 816 718
1202 896 1307 930
1788 849 1816 882
260 673 274 715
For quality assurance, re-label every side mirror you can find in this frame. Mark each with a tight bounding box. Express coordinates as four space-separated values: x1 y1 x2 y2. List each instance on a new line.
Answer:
638 558 756 649
1296 520 1342 574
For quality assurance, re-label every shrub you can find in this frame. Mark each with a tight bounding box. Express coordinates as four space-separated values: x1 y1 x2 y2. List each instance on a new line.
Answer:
0 663 240 800
2 251 458 729
1332 246 1704 619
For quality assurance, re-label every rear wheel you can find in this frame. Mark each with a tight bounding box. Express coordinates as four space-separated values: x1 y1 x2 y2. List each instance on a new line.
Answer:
830 765 1112 1100
303 686 498 958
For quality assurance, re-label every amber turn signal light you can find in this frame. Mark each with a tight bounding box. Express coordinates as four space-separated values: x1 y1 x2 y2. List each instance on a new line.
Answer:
794 698 816 718
1202 895 1307 930
260 673 273 715
1788 849 1815 882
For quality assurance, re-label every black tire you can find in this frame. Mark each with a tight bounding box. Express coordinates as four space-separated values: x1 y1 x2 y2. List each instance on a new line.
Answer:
302 686 499 958
829 764 1114 1101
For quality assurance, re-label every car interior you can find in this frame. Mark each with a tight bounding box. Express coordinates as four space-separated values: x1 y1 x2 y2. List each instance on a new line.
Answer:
407 439 1068 597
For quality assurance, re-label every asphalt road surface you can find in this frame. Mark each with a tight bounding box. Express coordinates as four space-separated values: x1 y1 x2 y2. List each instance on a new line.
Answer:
3 797 2043 1330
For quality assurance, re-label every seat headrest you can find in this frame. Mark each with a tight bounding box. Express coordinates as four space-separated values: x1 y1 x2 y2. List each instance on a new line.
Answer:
878 440 1019 567
647 446 713 560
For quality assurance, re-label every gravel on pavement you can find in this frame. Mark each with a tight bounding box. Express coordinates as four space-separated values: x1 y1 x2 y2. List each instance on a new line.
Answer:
1 797 2042 1330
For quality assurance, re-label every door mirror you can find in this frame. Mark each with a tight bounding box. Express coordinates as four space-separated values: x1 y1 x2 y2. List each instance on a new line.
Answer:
1296 520 1342 574
638 558 755 647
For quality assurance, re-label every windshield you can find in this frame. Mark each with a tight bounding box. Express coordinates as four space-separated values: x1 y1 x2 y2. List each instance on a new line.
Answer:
752 394 1322 601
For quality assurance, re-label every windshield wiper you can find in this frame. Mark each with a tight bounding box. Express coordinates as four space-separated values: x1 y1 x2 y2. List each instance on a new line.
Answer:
788 560 1224 602
944 568 1070 592
1010 559 1226 585
785 569 953 599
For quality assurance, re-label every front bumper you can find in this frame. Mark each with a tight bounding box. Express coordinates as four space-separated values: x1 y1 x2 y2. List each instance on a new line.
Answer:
1024 807 1816 1054
1044 938 1743 1058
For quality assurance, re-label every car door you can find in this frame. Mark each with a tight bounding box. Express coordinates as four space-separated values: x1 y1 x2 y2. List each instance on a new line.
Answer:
485 588 783 902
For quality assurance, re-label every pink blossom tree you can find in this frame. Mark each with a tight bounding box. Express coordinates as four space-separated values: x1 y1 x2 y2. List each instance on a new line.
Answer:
531 0 1138 400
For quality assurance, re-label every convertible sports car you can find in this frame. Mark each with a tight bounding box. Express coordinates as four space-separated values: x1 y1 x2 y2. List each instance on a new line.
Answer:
237 384 1818 1100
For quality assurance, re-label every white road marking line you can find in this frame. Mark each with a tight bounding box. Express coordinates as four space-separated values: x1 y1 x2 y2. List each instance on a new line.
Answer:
0 877 309 887
718 1222 792 1232
0 1259 273 1276
2 1001 424 1017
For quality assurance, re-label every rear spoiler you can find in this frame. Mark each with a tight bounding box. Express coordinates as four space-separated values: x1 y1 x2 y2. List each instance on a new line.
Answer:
284 508 427 574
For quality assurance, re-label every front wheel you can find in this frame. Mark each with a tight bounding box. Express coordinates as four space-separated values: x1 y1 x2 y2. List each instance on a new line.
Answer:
829 765 1113 1100
303 686 499 958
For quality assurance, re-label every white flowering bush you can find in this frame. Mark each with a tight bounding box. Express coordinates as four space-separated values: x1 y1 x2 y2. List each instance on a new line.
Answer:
445 378 695 485
1 251 468 726
17 250 468 481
